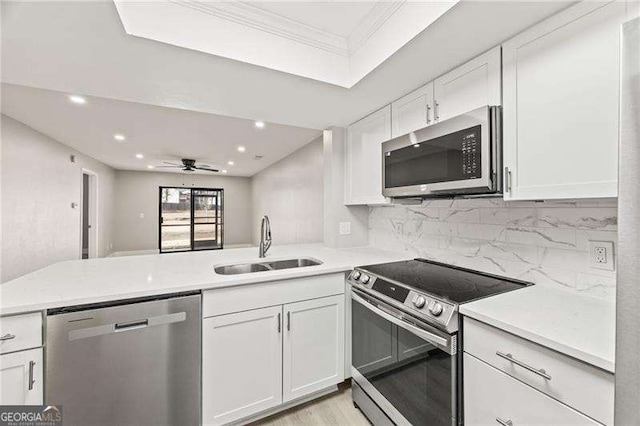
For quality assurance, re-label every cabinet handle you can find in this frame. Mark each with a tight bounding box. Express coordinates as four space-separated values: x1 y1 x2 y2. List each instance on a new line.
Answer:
496 417 513 426
426 104 432 124
504 167 512 193
434 101 440 122
28 360 36 390
287 312 291 331
496 351 551 380
0 333 16 341
277 313 281 333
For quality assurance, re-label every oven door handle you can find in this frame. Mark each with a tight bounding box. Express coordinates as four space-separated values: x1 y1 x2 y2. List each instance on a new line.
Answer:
351 291 452 352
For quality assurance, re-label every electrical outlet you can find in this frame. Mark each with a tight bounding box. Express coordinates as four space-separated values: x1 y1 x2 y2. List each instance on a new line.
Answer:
590 241 615 271
339 222 351 235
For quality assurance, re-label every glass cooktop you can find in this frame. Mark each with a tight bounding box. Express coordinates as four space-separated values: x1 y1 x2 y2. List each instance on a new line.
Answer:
361 258 531 304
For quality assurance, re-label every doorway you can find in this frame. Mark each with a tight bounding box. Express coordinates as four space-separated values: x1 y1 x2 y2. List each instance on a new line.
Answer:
159 187 224 253
81 170 98 259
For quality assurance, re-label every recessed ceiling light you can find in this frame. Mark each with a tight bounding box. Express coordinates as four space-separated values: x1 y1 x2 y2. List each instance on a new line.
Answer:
222 169 228 174
135 153 144 159
147 165 154 169
227 161 234 166
114 134 126 141
237 146 246 153
254 121 265 129
68 95 86 104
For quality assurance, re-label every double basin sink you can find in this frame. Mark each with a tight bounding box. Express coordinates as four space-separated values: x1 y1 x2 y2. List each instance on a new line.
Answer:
214 258 322 275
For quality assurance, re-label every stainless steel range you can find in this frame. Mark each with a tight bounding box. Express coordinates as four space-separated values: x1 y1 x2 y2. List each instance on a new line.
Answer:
348 259 531 426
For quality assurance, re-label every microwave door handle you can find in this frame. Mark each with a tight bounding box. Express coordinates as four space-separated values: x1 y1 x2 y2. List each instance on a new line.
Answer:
351 291 449 349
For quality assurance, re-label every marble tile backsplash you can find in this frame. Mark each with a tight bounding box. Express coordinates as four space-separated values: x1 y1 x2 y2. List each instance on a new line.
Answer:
369 198 618 300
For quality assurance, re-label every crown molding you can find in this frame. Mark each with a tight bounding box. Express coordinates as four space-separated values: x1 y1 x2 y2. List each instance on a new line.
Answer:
171 1 350 56
348 2 406 54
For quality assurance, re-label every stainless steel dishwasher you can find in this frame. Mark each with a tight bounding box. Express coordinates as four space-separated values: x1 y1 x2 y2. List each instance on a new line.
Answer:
45 292 201 426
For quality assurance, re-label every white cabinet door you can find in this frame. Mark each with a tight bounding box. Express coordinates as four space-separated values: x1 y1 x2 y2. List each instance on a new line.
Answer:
0 348 42 405
283 295 344 402
434 46 501 123
391 82 434 137
345 106 391 205
203 306 283 425
502 1 627 200
464 354 599 426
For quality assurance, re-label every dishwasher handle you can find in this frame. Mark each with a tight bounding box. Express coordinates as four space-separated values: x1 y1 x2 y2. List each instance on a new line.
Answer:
115 319 149 331
68 312 186 341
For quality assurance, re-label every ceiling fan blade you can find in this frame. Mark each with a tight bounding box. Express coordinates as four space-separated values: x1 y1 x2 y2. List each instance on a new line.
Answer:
163 161 181 166
155 165 182 168
195 166 219 172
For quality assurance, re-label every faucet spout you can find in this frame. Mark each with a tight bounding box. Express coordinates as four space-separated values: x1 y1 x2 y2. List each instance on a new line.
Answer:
259 215 272 258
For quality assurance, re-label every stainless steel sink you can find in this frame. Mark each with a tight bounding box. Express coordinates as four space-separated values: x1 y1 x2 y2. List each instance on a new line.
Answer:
265 258 322 270
214 263 271 275
214 258 322 275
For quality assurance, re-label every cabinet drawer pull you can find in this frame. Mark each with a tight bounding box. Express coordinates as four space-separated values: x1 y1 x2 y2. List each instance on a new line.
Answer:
287 312 291 331
277 313 281 333
28 360 36 390
496 417 513 426
496 351 551 380
0 333 16 341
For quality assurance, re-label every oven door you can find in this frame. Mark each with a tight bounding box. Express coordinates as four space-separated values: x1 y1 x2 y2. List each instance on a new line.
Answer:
351 288 457 426
382 105 501 198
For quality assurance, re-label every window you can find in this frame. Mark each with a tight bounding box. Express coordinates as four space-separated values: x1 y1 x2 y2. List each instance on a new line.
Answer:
159 187 224 253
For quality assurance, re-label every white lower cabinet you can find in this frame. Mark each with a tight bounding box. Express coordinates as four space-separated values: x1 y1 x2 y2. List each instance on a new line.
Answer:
0 348 43 405
203 306 283 426
202 276 346 426
464 353 599 426
283 295 344 402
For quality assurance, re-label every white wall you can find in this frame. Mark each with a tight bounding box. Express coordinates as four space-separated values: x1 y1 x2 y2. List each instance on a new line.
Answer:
113 170 252 252
251 136 324 246
323 127 369 248
369 198 618 299
1 115 116 282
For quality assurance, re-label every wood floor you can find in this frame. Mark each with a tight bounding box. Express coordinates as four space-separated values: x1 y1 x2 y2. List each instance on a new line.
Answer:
252 382 371 426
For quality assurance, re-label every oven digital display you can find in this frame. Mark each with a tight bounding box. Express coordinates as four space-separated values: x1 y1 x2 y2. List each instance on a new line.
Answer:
385 125 482 188
371 279 410 303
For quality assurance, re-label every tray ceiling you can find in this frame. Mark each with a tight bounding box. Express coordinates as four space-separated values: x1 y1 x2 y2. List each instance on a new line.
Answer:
114 0 459 88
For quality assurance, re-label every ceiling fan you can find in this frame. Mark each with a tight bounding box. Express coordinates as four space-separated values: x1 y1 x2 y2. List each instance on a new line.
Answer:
155 158 219 173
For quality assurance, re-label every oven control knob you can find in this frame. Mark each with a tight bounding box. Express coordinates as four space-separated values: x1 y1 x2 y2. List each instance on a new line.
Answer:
361 274 370 284
413 296 426 309
429 302 444 316
352 271 361 281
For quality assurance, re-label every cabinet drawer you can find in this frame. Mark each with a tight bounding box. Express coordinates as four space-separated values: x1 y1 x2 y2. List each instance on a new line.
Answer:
0 313 42 355
464 353 599 426
464 317 613 424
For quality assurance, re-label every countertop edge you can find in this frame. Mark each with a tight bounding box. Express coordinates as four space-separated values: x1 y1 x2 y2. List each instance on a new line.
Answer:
460 306 615 374
0 264 353 316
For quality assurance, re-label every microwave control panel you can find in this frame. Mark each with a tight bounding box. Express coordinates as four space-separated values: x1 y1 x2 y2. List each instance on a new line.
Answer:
461 129 480 177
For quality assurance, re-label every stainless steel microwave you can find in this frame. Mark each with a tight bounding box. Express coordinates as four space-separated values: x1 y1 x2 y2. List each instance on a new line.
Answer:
382 105 502 198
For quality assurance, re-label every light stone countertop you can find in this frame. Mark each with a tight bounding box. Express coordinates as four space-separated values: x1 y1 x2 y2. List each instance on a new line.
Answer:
460 284 615 373
1 244 615 373
0 244 411 316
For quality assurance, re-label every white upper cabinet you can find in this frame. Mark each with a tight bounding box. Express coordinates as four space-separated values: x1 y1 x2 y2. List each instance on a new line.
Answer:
345 106 392 205
502 1 629 200
391 82 434 138
434 46 502 123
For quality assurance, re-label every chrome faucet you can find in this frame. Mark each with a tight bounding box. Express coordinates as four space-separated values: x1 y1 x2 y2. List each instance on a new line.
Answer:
259 215 272 258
